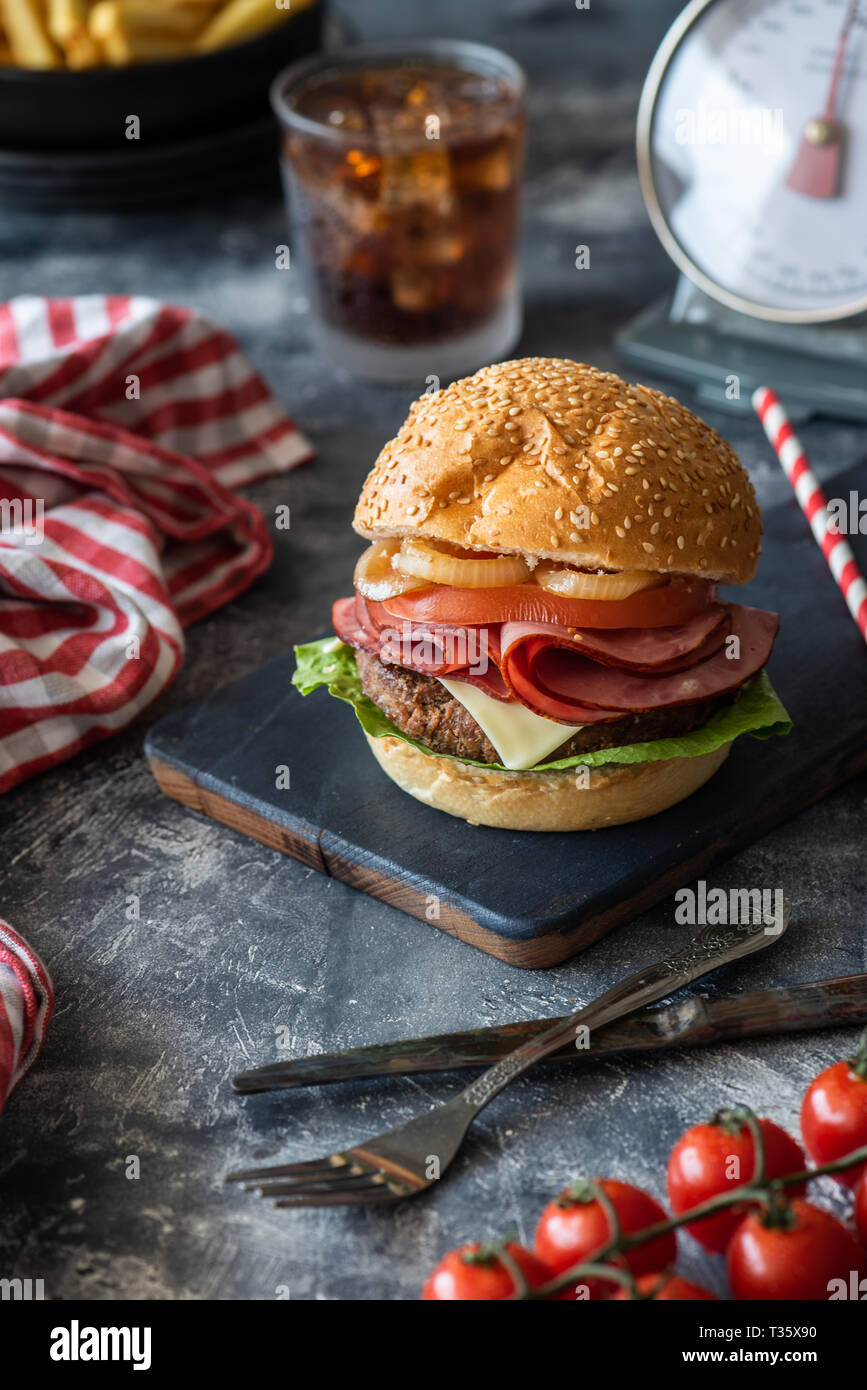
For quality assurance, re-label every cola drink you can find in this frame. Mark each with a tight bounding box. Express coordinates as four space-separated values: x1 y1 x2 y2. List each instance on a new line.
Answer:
273 43 526 383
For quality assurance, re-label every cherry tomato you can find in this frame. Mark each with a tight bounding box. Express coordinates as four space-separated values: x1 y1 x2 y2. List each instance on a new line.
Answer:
666 1114 806 1253
727 1199 865 1301
612 1273 717 1301
855 1170 867 1249
801 1035 867 1188
382 579 715 631
533 1178 677 1299
421 1241 551 1301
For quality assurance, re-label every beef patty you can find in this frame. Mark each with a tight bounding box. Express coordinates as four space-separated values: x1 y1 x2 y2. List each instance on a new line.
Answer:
356 649 727 765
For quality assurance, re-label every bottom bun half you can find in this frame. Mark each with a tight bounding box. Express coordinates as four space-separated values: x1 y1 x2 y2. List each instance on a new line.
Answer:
364 733 732 832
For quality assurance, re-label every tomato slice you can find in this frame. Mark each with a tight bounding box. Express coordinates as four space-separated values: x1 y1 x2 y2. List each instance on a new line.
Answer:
382 580 715 630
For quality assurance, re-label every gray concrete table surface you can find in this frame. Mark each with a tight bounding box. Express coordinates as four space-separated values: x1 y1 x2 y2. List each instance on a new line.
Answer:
1 0 865 1301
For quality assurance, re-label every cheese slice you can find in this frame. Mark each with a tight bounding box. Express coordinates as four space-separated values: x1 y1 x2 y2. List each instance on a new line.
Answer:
438 677 584 771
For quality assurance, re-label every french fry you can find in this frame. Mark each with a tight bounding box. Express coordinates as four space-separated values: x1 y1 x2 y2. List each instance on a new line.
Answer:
1 0 61 68
0 0 307 67
64 29 102 67
92 1 212 39
49 0 89 41
89 1 207 64
48 0 101 67
195 0 303 53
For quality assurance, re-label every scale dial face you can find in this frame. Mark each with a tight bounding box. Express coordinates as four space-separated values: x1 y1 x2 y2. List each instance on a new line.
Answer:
638 0 867 322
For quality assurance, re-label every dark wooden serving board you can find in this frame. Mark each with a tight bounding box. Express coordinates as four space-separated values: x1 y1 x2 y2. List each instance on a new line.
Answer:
146 464 867 968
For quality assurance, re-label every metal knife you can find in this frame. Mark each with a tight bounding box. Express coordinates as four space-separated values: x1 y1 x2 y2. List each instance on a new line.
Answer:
233 973 867 1094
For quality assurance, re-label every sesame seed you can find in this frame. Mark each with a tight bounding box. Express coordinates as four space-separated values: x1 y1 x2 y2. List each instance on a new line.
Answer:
642 541 655 553
676 535 685 549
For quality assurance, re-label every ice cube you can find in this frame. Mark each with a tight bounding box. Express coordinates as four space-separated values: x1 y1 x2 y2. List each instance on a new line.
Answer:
379 150 455 214
390 267 443 313
327 105 368 133
455 141 515 192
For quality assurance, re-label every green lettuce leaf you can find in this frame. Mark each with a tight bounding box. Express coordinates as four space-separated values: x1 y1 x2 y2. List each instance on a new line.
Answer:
292 637 792 772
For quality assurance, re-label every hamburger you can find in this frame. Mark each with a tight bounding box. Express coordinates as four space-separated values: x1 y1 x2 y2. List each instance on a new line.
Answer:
295 358 790 831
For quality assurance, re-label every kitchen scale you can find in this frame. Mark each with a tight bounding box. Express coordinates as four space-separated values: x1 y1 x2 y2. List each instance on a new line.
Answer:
617 0 867 421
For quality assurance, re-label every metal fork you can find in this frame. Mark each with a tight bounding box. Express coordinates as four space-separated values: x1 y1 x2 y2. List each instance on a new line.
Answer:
225 907 789 1209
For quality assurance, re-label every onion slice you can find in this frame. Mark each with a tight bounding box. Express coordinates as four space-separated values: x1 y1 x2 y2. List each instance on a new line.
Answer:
535 564 665 601
394 538 531 589
354 541 427 601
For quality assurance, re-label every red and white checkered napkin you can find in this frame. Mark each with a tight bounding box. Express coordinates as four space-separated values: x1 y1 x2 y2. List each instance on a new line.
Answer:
0 294 313 794
0 916 53 1115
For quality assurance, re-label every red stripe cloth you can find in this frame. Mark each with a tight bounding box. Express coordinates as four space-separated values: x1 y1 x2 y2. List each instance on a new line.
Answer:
0 917 53 1115
0 295 313 794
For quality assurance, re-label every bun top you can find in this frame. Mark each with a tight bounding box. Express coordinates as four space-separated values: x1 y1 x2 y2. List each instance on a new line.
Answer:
353 358 762 584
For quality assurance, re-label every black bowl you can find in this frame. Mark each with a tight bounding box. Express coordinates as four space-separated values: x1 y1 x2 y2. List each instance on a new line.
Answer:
0 1 324 151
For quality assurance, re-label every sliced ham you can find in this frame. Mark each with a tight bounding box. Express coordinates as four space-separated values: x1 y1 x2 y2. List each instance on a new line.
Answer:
504 607 779 716
442 663 512 702
504 645 625 724
333 591 780 727
332 596 381 655
499 605 731 675
338 594 494 676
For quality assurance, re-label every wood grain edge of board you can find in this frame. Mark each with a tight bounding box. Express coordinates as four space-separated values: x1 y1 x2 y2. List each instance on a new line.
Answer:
148 752 573 964
148 755 326 874
147 739 867 970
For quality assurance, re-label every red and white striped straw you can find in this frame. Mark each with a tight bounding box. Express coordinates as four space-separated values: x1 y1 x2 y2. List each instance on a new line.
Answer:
752 385 867 645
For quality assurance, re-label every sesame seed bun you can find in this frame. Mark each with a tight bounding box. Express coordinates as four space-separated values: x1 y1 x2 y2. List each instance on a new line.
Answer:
364 732 732 831
353 358 762 584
